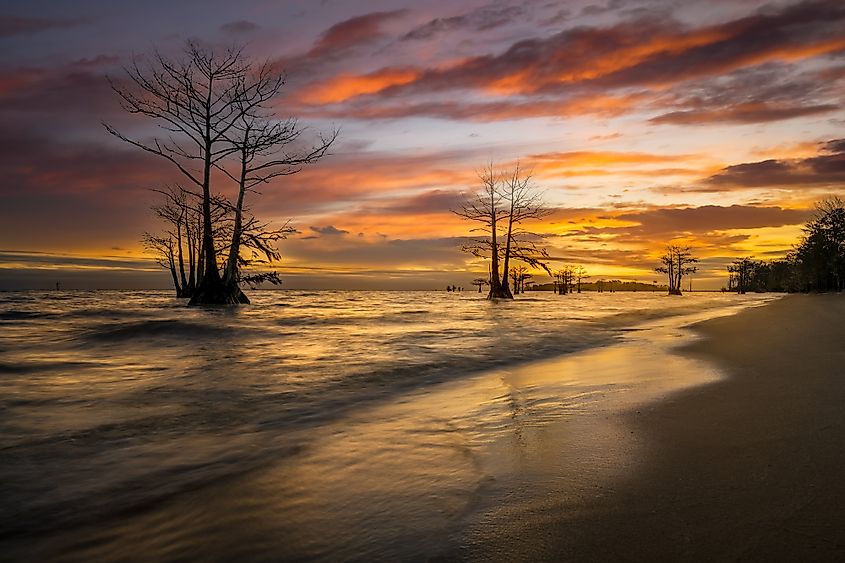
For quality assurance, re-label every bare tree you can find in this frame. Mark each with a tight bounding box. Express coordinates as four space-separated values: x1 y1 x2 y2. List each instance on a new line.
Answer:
454 164 508 299
217 90 337 291
498 163 551 297
509 264 528 295
142 233 180 296
520 272 533 292
144 185 295 297
471 277 488 293
655 245 698 295
574 265 589 293
554 266 575 295
146 185 204 297
106 41 333 304
454 162 550 300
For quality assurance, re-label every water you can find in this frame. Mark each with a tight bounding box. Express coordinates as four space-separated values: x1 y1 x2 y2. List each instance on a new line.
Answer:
0 290 777 561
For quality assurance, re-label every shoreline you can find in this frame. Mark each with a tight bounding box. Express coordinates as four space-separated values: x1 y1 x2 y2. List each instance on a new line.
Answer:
464 293 845 561
3 293 835 561
219 295 780 561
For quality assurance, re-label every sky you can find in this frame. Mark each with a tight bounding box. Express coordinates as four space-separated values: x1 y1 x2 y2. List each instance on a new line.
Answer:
1 0 844 290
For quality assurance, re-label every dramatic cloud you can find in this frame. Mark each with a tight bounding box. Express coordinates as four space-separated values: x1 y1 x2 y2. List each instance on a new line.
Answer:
292 0 845 125
707 139 845 188
307 10 407 58
615 205 811 234
1 0 841 288
650 102 838 125
649 62 843 125
0 131 171 196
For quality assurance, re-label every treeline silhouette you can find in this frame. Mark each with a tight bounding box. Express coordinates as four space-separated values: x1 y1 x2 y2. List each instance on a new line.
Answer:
725 196 844 293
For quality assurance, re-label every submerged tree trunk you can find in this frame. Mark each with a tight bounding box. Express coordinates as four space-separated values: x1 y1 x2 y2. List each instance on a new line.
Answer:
190 138 248 305
176 220 191 298
487 191 509 300
223 156 248 291
500 194 515 299
166 247 182 298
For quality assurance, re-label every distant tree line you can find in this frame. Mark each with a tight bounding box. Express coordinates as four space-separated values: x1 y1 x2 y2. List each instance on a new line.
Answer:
551 265 588 294
725 197 844 293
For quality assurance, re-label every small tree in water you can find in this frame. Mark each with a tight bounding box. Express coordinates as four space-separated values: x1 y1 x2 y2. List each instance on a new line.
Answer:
106 41 335 305
471 277 488 293
655 245 698 295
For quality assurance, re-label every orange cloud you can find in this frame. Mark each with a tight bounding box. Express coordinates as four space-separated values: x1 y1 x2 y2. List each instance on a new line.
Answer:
521 150 716 179
485 27 732 95
299 67 421 104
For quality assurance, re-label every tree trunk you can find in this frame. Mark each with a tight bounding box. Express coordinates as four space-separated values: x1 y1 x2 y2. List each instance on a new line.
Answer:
487 207 509 299
167 248 182 298
500 198 515 297
176 219 190 296
223 154 248 288
189 138 246 305
186 216 196 295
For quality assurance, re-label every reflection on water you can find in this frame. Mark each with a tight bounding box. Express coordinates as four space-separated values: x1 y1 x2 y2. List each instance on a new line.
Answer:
0 290 777 560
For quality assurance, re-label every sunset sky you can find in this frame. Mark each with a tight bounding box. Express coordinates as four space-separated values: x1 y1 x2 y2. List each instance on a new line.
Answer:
1 0 844 290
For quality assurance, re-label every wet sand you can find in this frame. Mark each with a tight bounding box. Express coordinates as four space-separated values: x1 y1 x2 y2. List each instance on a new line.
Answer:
469 294 845 561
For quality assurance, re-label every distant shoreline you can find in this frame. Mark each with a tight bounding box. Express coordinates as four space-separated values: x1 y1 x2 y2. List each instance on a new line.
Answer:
1 286 784 293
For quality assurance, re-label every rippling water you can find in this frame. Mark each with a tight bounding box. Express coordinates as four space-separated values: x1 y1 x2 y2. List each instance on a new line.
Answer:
0 290 776 560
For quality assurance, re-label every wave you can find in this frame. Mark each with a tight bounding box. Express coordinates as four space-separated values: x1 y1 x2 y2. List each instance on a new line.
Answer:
81 319 242 343
0 360 102 375
0 310 56 321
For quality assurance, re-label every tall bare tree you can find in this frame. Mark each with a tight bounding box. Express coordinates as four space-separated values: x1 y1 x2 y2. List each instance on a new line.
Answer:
509 265 528 295
454 163 550 300
573 265 589 293
142 233 180 296
554 266 575 295
498 163 551 297
106 41 333 304
217 100 337 292
454 164 508 299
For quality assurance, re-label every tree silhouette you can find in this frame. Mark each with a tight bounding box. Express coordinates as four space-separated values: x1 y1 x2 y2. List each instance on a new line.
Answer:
217 94 336 292
455 164 506 299
144 185 293 296
573 265 589 293
655 245 698 295
727 257 763 294
509 264 528 294
455 163 550 300
106 41 334 304
498 163 551 297
554 265 578 295
471 277 488 293
795 196 845 292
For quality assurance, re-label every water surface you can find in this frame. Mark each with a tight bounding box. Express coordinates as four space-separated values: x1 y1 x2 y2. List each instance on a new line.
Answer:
0 290 777 560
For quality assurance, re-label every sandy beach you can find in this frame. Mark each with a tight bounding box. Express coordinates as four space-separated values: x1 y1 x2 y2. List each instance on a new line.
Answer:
467 294 845 561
